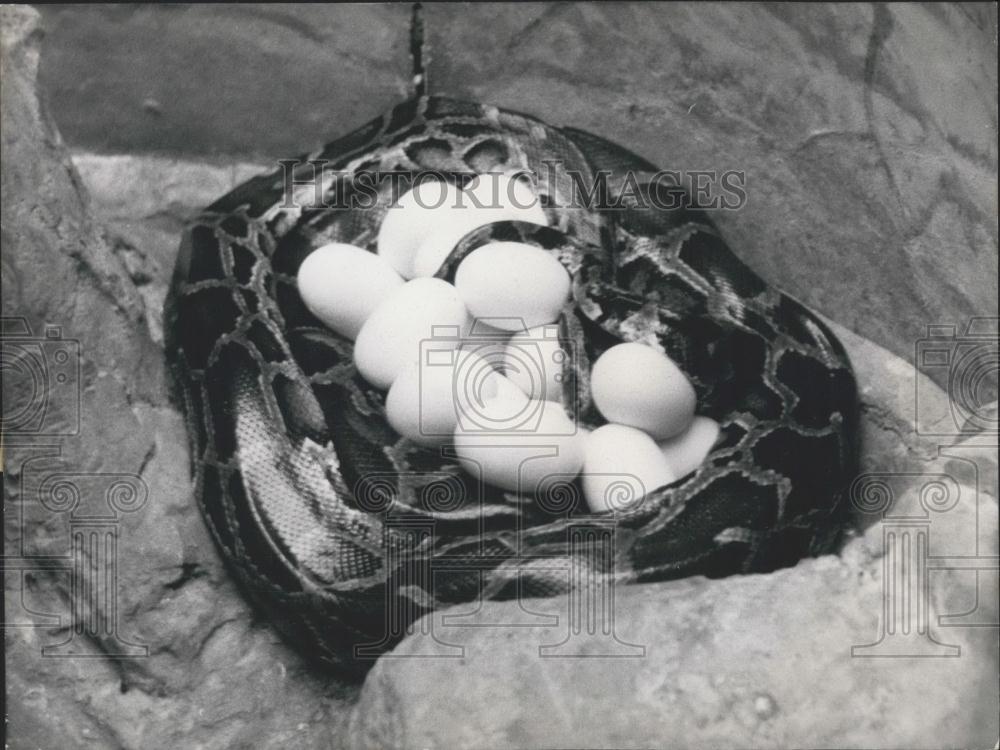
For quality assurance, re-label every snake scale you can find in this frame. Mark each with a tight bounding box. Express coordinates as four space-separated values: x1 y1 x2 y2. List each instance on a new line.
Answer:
165 29 858 676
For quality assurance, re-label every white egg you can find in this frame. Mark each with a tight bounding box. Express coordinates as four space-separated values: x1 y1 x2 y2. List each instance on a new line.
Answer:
385 351 522 447
453 398 585 494
590 342 697 440
385 359 459 448
454 242 570 332
503 324 566 402
658 416 720 479
353 278 471 390
465 171 546 222
459 320 511 373
411 172 548 278
377 179 465 279
296 243 404 340
453 358 532 431
581 424 677 514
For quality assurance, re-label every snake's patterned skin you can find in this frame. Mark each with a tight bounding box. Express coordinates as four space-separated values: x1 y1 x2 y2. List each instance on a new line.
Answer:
165 95 858 676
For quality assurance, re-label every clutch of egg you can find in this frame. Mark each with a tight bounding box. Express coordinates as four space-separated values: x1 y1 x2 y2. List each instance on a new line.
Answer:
297 174 719 513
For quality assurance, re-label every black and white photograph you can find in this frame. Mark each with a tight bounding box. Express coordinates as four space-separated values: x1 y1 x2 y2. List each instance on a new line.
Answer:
2 3 998 748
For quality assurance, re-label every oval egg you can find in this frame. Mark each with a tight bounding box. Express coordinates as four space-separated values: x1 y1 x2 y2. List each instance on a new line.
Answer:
385 351 522 447
590 342 697 440
503 324 566 402
412 172 548 278
296 243 404 340
353 278 470 390
464 171 546 223
454 242 570 332
581 424 677 514
658 416 721 479
377 178 464 279
453 398 584 494
459 319 512 374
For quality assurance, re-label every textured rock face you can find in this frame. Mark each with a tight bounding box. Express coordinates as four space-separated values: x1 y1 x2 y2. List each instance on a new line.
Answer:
4 4 997 749
2 9 355 750
346 322 998 750
34 4 999 385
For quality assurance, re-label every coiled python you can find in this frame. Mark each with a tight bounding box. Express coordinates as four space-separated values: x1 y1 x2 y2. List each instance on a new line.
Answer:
166 26 858 677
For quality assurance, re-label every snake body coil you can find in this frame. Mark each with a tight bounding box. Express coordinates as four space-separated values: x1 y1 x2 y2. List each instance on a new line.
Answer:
166 94 858 675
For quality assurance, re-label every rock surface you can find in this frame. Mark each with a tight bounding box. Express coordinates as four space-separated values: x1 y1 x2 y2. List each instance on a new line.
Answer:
33 4 999 386
345 322 998 750
2 9 356 750
68 153 267 344
3 4 997 750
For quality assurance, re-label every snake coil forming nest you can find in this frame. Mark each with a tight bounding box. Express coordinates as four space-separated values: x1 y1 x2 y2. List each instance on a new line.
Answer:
166 7 858 677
